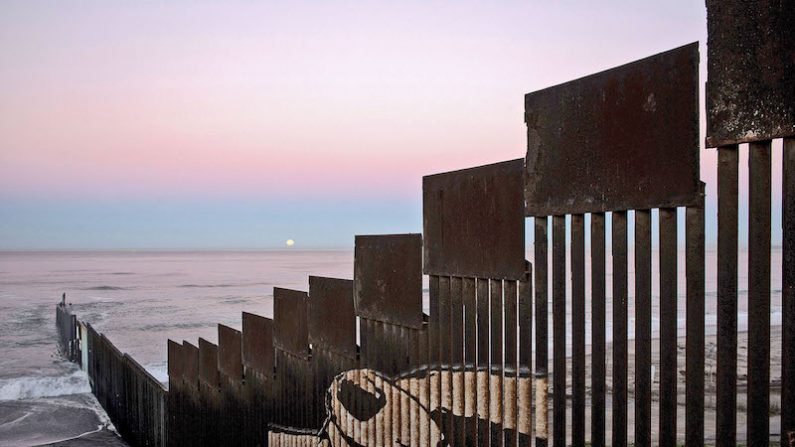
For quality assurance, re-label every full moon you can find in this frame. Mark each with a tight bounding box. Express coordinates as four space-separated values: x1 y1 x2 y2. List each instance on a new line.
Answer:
285 239 295 247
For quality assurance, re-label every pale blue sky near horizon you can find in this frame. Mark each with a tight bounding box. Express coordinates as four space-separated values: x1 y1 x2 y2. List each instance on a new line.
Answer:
0 1 782 249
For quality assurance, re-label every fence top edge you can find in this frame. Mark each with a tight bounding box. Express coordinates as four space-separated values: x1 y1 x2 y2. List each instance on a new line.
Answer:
524 41 698 99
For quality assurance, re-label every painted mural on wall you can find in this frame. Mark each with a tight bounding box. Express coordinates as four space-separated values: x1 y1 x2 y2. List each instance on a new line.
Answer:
268 367 533 447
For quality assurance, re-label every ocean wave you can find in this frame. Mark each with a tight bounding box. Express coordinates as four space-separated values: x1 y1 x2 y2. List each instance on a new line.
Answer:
145 362 169 384
0 371 90 401
139 321 209 332
178 282 268 288
81 286 131 291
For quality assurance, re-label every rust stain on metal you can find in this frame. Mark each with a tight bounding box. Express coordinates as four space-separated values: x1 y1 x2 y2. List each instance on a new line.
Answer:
423 159 526 280
218 324 242 380
273 287 310 358
525 42 700 215
354 234 423 329
308 276 356 358
242 312 273 376
706 0 795 147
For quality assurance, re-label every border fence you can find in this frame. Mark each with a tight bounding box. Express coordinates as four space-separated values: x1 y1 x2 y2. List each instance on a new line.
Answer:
56 2 793 446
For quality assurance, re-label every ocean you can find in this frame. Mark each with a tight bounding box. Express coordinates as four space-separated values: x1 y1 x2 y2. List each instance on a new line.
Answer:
0 248 782 446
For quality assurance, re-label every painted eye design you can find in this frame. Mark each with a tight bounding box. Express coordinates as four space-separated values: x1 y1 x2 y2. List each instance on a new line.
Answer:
336 378 386 421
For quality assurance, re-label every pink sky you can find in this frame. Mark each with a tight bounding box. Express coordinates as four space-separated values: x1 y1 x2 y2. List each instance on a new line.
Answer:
6 1 775 249
1 1 709 202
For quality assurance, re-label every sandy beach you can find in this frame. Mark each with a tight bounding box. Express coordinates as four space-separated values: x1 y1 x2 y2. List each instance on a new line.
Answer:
549 325 784 444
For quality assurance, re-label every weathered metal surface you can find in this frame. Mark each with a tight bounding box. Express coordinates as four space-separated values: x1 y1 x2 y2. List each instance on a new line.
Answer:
354 234 423 329
518 269 532 447
748 141 772 445
635 210 652 447
242 312 274 377
183 341 199 386
705 1 795 147
784 139 795 447
58 311 167 447
218 324 242 380
503 280 518 447
475 278 490 447
591 213 606 447
686 191 705 447
168 339 184 385
423 159 526 280
612 211 628 447
450 277 465 446
524 43 700 216
551 216 566 446
533 217 548 447
309 276 357 431
488 279 503 447
716 146 739 447
198 338 219 386
197 338 220 446
659 208 678 447
308 276 356 358
571 215 586 447
273 287 309 358
438 277 453 442
462 277 477 446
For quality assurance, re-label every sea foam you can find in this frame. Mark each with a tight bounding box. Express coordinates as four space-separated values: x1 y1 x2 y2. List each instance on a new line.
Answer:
0 371 91 401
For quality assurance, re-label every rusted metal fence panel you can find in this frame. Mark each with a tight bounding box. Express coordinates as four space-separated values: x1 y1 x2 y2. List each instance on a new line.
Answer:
198 338 220 447
308 276 357 431
354 234 423 329
706 3 795 446
422 159 529 447
748 142 772 446
635 210 652 447
218 324 244 446
56 314 167 447
167 339 185 446
354 234 425 446
272 287 314 430
705 0 795 147
242 312 274 447
524 42 700 447
612 211 629 447
517 270 533 447
551 216 565 447
590 213 606 447
658 208 678 447
685 193 705 447
784 139 795 447
533 218 549 447
524 42 700 216
570 215 585 447
423 158 526 280
55 304 79 363
181 341 200 447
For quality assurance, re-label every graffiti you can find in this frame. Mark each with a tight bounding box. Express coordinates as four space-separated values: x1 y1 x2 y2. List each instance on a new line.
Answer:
269 367 532 447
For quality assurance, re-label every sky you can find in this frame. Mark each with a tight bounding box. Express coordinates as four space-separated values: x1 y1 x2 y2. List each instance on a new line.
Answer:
0 1 779 249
